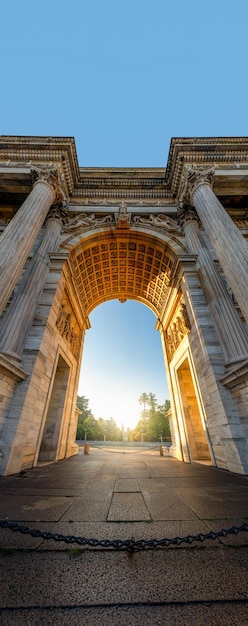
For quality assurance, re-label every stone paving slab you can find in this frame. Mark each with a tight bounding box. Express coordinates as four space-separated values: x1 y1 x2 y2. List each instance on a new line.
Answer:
173 486 248 518
0 495 74 522
61 479 115 522
107 493 151 521
1 601 247 626
0 549 247 607
61 498 111 522
0 487 82 496
165 475 248 487
142 488 198 520
138 477 169 491
114 478 140 492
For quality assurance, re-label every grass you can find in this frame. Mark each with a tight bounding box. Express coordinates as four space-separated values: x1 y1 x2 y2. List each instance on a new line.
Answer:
69 547 83 556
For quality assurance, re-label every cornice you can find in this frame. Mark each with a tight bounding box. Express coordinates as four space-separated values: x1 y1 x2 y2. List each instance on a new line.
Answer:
0 135 79 196
1 135 248 202
79 166 165 175
166 137 248 198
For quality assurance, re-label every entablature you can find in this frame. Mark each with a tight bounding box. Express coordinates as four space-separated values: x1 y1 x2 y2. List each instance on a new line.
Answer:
0 136 248 222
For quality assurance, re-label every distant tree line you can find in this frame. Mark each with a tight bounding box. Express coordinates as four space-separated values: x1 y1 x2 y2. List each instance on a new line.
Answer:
76 393 171 442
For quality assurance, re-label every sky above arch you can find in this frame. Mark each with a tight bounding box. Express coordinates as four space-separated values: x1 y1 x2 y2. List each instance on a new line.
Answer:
1 0 248 428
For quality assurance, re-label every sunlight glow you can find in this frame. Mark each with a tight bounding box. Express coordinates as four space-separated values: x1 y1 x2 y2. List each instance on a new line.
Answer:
79 385 143 431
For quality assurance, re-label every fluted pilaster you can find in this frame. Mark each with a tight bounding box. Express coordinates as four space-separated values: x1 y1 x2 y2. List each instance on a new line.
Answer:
178 205 248 364
0 205 66 359
180 166 248 324
0 165 66 315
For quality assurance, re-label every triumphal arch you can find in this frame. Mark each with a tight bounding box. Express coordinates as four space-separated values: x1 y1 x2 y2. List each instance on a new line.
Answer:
0 135 248 475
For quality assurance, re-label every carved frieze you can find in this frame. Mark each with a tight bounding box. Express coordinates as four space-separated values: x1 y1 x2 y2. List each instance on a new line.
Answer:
62 209 181 241
133 213 182 234
71 198 173 206
62 213 114 236
166 299 191 361
56 297 81 358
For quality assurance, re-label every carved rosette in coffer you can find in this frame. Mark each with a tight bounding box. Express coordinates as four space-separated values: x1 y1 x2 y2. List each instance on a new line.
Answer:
165 299 191 362
56 294 81 358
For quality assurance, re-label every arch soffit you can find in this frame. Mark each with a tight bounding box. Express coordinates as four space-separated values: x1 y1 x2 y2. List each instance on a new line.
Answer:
63 226 185 319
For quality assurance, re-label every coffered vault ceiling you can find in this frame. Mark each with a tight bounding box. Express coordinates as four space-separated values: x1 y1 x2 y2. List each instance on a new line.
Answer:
69 233 176 317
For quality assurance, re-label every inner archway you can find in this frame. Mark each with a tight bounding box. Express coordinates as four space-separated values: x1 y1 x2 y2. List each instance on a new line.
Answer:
69 230 177 317
68 229 177 435
78 299 169 431
177 357 211 463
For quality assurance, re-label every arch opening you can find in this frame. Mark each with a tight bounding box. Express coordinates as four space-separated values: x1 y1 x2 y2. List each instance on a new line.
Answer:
78 299 170 432
38 355 70 463
177 358 211 463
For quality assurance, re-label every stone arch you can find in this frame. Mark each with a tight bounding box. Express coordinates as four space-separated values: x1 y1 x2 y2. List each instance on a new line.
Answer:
0 220 245 475
53 226 214 470
65 228 180 317
1 135 248 476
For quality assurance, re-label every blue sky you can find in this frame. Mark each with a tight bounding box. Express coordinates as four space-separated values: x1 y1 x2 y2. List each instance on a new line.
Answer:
1 0 248 427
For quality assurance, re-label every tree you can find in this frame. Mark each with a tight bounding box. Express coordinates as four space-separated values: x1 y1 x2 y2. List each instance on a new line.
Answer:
147 400 171 440
131 393 171 441
139 392 149 413
148 392 157 411
138 392 149 431
76 395 97 439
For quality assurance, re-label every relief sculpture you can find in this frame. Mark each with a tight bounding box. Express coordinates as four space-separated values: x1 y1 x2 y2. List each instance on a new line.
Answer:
56 301 80 358
166 300 191 361
133 213 182 234
62 213 114 236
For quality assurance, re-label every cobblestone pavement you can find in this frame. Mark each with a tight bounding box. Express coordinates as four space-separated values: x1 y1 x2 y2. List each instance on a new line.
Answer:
0 447 248 625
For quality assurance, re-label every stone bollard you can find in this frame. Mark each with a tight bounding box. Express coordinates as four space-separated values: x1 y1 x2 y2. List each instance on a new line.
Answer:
159 445 164 456
84 442 90 454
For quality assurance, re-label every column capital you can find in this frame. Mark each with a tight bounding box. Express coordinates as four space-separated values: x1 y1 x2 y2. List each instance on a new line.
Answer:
179 165 215 205
31 165 67 203
177 203 200 230
45 201 68 226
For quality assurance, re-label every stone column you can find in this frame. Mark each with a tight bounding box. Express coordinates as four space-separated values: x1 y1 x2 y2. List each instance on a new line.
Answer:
0 165 66 315
0 205 67 361
178 205 248 365
180 166 248 324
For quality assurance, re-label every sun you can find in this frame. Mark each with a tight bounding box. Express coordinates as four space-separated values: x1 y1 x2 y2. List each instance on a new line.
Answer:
78 384 141 431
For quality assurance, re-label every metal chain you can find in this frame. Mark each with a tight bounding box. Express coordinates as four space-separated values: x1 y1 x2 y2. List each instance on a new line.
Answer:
0 519 247 552
87 443 163 454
